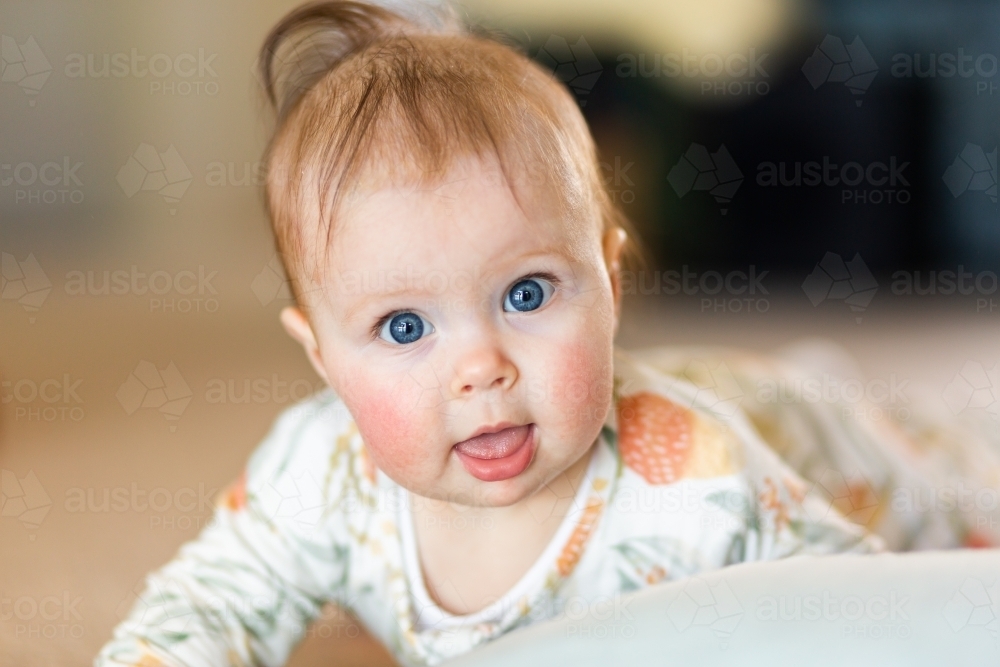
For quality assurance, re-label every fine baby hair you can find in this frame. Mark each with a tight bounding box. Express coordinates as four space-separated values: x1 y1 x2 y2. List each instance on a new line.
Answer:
255 0 640 308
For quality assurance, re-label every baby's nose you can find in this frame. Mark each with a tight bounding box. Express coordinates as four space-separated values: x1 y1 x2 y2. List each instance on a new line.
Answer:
449 345 517 397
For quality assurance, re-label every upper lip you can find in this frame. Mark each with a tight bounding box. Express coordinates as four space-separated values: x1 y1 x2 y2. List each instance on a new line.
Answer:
457 421 526 444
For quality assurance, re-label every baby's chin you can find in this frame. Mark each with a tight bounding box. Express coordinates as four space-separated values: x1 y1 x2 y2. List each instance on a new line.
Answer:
396 470 543 509
406 447 584 509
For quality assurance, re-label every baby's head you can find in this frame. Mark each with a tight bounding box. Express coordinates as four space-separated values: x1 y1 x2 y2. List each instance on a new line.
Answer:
259 0 638 507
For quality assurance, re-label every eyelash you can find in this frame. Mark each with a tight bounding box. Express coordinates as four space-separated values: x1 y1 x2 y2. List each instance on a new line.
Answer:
368 271 561 341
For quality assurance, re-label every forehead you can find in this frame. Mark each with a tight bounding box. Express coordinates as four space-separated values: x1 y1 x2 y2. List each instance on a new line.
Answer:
324 156 597 286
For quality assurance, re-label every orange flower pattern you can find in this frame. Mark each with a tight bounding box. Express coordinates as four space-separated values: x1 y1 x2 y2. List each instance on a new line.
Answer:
617 392 693 484
555 495 604 577
219 470 247 512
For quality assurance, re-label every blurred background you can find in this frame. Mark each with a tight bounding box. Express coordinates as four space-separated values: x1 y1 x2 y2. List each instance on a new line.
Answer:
1 0 998 664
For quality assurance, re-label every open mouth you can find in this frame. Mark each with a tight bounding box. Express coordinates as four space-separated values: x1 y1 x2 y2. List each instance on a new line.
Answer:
452 423 536 482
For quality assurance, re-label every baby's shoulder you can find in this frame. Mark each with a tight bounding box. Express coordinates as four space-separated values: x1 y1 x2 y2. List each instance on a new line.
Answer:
612 349 752 487
242 388 380 521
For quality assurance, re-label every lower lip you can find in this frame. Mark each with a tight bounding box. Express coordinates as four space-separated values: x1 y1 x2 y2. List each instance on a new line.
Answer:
453 425 536 482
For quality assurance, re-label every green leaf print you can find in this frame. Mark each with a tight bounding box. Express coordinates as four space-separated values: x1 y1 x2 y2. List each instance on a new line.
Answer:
610 535 702 589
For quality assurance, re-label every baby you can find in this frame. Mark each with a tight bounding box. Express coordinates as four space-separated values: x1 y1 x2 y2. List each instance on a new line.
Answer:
93 1 946 665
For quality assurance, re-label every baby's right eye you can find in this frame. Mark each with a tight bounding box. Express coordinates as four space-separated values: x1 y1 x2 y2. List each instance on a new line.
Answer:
379 312 434 345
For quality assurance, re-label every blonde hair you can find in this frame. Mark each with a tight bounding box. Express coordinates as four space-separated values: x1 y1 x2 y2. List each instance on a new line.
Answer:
258 0 640 305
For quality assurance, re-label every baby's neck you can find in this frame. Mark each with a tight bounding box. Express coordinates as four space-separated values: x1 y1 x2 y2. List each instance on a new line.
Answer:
407 441 597 616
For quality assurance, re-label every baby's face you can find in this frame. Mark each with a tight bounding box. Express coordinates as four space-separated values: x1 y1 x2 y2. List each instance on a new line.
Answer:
291 156 622 507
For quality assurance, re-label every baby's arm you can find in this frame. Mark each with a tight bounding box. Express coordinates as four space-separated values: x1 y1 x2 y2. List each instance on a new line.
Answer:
95 398 353 667
725 411 887 562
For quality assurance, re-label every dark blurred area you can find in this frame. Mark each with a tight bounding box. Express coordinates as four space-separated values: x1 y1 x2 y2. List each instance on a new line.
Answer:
522 0 1000 275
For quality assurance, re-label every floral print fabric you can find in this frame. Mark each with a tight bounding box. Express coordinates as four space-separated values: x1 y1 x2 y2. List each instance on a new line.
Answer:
96 346 912 667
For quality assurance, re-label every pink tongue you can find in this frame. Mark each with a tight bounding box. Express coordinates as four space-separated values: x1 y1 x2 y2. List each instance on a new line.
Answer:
454 425 530 459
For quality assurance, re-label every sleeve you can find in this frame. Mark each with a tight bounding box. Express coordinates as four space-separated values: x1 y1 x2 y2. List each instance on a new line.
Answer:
610 348 885 576
94 396 356 667
723 417 888 563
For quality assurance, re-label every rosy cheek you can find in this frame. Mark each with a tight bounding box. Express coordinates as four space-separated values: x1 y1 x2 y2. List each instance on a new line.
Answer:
548 332 613 414
340 372 428 471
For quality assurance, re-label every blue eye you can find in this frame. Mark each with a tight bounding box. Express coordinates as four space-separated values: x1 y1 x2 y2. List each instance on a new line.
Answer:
380 312 433 344
504 278 554 312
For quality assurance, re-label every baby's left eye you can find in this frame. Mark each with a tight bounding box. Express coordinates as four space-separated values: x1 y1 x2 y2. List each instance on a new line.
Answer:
503 277 554 313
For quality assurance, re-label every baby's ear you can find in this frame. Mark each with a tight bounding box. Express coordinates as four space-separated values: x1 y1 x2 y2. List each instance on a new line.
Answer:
280 306 331 385
602 226 627 322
